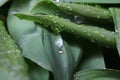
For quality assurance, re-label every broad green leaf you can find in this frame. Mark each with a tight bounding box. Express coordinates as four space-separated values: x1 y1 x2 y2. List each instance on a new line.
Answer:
30 0 105 70
0 20 29 80
74 69 120 80
0 0 8 7
109 8 120 56
60 0 120 4
7 0 42 42
7 0 82 80
30 0 72 19
14 14 115 48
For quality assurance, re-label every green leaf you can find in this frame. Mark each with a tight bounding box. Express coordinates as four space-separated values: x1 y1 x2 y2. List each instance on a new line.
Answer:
19 26 81 80
7 0 82 80
74 69 120 80
0 20 29 80
30 0 72 19
27 60 49 80
109 8 120 56
14 14 115 48
54 2 111 21
0 0 8 7
60 0 120 4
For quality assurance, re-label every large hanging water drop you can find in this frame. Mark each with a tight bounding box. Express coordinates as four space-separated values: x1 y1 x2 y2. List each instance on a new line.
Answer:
55 38 64 54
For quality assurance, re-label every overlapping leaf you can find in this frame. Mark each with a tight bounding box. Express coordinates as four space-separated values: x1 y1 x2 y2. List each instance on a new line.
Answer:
74 69 120 80
0 20 29 80
7 0 81 80
0 0 8 7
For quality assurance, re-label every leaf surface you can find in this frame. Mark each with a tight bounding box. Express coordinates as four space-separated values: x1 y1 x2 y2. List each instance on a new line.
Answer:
0 0 8 7
7 0 81 80
74 69 120 80
0 20 29 80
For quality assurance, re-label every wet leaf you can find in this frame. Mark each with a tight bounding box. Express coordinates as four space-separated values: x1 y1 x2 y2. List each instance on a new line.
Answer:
74 69 120 80
7 0 81 80
0 0 8 7
0 20 29 80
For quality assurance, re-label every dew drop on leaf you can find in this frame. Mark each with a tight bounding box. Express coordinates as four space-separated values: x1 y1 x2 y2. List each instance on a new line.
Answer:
74 16 83 24
55 38 63 48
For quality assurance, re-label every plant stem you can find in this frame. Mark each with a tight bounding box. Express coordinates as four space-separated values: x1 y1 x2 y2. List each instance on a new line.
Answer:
14 14 116 48
54 2 111 20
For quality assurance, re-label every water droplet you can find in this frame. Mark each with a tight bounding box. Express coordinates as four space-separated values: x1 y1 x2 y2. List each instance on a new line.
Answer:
7 51 11 54
11 66 17 70
91 39 95 43
94 31 99 34
55 38 63 48
11 11 18 14
97 15 100 19
49 15 52 18
83 30 87 33
78 25 82 28
74 16 83 24
55 0 60 2
15 50 20 53
67 6 72 11
118 28 120 33
71 30 74 32
100 34 104 38
65 19 70 22
58 49 64 54
73 75 78 80
87 9 90 11
87 33 91 37
103 11 106 14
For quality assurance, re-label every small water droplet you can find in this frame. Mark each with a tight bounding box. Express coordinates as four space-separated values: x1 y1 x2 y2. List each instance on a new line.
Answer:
58 49 64 54
55 0 60 2
7 50 11 54
55 38 63 48
97 15 100 19
115 30 118 32
11 11 18 14
74 16 83 24
103 11 106 14
91 39 95 43
15 50 20 53
67 6 72 11
73 75 78 80
83 30 87 33
94 31 99 34
87 9 90 11
78 25 82 28
11 66 17 70
65 19 70 22
87 33 91 37
100 34 104 38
